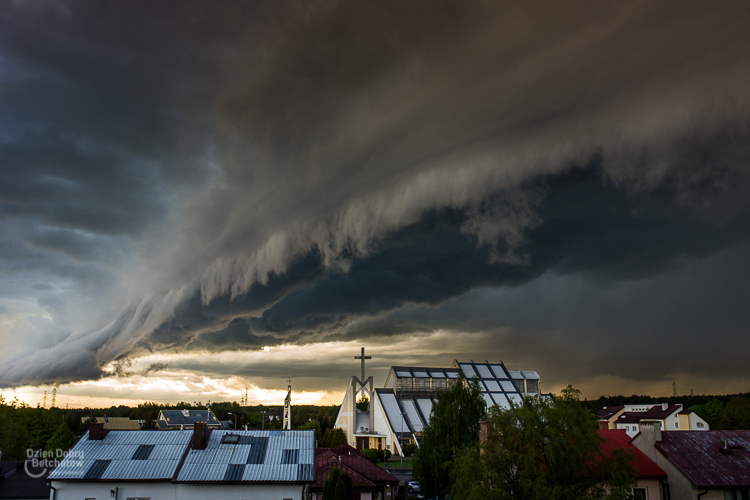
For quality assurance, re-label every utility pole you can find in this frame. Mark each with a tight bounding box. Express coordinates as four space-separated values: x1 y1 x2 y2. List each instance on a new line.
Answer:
43 390 47 408
51 388 57 408
672 382 677 397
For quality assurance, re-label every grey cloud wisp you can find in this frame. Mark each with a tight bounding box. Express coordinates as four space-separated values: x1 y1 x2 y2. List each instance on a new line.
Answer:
1 0 750 391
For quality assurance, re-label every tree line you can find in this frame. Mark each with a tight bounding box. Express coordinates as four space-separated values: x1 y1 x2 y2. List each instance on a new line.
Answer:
0 394 343 460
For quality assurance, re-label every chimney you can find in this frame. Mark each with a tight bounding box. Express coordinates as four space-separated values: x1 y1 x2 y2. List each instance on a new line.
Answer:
598 421 609 430
192 422 207 450
479 420 493 444
662 403 668 411
89 423 105 440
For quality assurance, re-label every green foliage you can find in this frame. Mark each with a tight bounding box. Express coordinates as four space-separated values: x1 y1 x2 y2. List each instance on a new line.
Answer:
339 471 353 500
690 399 724 429
402 443 418 457
357 395 369 412
452 386 637 500
362 448 379 462
721 397 750 430
140 414 158 429
320 428 347 448
46 423 78 454
412 375 486 499
323 467 341 500
361 448 391 462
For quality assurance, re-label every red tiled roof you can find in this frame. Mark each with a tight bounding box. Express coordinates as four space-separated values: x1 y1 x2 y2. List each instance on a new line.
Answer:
655 431 750 488
313 445 399 489
598 430 666 479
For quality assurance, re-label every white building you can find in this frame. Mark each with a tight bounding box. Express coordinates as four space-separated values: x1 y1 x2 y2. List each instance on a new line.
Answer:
48 423 314 500
596 403 709 438
335 358 541 456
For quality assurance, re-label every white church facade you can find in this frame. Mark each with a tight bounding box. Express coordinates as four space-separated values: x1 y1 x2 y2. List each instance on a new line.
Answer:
334 351 542 456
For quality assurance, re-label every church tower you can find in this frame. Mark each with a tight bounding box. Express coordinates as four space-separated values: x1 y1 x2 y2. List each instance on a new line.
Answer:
283 379 292 430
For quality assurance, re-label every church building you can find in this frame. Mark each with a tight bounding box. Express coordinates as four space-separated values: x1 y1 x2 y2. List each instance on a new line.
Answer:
334 350 541 456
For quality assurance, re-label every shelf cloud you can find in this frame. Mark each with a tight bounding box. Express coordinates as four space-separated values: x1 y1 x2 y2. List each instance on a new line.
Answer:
1 0 750 397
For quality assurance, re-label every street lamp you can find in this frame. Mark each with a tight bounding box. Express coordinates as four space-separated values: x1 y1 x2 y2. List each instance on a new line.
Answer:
227 412 238 430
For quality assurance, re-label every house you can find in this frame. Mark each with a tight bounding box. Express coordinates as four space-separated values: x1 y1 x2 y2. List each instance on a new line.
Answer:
311 443 399 500
335 358 541 455
48 423 315 499
632 423 750 500
48 424 193 500
597 404 709 437
598 429 667 500
0 461 50 500
80 416 141 430
174 426 315 498
157 408 222 429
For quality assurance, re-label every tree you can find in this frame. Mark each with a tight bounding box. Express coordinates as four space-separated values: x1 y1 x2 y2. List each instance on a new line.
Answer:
452 386 637 500
140 413 158 429
356 395 369 412
46 423 77 454
690 399 724 429
320 428 347 448
322 467 352 500
412 375 486 498
721 397 750 430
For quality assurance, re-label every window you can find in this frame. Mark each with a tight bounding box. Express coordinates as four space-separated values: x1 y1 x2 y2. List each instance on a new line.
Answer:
525 379 539 393
631 487 647 500
725 491 746 500
675 422 679 428
512 379 524 392
661 483 670 500
697 422 705 428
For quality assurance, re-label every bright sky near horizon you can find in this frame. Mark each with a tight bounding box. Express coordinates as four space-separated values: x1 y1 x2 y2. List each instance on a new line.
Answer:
2 1 750 407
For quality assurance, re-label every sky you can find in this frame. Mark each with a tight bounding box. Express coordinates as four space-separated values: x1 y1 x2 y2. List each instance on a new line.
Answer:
2 1 750 408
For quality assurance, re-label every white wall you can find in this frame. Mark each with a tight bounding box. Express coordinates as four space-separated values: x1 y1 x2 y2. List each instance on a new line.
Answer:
51 481 306 500
51 481 177 500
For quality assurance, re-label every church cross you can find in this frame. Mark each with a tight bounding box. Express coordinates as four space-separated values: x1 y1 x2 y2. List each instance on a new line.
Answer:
354 347 371 382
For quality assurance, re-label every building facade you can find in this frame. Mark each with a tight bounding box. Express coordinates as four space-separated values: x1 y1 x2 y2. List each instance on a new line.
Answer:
335 359 541 455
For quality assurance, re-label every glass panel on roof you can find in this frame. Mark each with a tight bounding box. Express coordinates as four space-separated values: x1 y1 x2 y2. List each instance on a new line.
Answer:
491 393 510 408
429 370 446 378
459 364 476 378
485 380 501 392
522 371 540 380
476 364 493 379
431 378 447 391
500 380 516 392
396 371 411 377
412 371 429 378
490 364 508 379
482 393 494 407
508 394 523 405
509 370 524 379
446 371 459 378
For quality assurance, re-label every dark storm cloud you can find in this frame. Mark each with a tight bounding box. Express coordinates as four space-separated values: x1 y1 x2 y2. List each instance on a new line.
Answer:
1 0 750 393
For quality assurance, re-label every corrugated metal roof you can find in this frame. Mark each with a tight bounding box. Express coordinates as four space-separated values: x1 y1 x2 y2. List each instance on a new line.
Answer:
655 430 750 488
48 430 192 481
175 429 314 483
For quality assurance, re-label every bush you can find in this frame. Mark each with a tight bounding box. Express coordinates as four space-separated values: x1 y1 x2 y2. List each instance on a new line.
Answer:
361 448 379 462
402 443 417 457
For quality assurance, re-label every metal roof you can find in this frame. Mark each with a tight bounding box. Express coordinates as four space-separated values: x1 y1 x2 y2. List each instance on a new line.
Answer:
48 430 192 481
598 430 666 479
159 409 221 426
176 429 314 483
655 430 750 488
